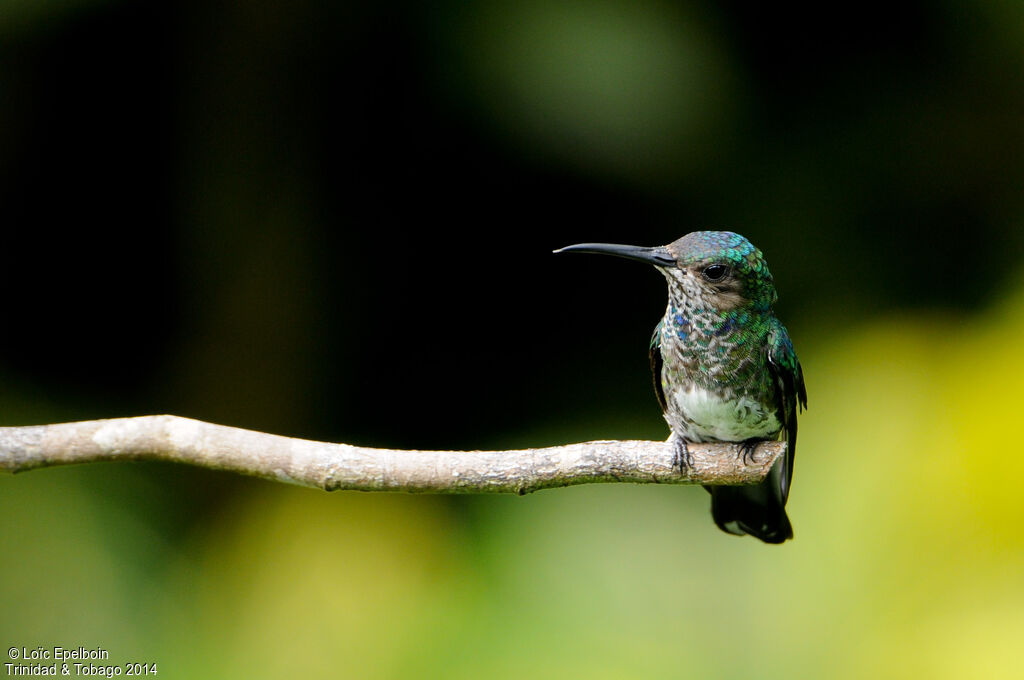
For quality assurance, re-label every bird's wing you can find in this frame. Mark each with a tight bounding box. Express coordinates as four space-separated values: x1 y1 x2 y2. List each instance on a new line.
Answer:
767 319 808 502
649 320 667 413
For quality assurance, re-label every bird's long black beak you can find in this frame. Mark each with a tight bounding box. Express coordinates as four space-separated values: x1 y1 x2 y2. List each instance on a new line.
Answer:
553 242 676 267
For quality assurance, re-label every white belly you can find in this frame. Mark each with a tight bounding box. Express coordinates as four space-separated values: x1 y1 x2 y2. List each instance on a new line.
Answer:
670 384 780 441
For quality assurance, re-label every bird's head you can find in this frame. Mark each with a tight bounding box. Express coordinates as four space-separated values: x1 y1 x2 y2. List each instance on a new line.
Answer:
555 230 777 313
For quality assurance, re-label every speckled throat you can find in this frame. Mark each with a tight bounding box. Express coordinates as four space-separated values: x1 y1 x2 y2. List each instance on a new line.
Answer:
656 275 781 443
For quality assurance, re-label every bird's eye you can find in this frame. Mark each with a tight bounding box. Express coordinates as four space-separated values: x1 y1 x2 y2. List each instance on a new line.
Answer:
701 264 730 282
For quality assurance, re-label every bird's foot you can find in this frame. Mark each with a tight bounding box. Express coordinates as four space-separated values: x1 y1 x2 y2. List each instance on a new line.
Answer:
671 436 693 476
737 439 763 465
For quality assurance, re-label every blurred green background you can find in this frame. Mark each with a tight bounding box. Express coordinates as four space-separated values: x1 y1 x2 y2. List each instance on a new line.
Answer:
2 0 1024 677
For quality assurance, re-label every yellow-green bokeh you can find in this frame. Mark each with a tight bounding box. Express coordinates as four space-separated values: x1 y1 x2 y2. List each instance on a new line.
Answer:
4 281 1024 678
3 0 1024 676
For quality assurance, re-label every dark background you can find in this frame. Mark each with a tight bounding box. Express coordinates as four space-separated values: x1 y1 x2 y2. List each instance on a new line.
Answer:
4 0 1021 441
2 1 1023 677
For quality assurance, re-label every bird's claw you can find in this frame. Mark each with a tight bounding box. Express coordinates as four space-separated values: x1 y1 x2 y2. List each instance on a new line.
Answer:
672 437 693 476
737 439 762 465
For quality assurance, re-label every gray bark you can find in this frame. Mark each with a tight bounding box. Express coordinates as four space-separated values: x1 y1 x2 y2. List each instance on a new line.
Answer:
0 416 784 494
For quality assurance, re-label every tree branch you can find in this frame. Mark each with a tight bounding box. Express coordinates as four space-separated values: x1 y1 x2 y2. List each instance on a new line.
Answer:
0 415 784 494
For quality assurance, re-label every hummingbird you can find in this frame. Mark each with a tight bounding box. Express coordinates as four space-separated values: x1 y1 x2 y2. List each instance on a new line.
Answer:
555 231 807 543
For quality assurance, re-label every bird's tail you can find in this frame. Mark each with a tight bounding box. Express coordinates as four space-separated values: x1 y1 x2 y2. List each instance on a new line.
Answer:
705 457 793 544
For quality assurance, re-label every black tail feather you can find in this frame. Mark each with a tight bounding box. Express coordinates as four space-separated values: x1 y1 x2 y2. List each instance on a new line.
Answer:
704 458 793 544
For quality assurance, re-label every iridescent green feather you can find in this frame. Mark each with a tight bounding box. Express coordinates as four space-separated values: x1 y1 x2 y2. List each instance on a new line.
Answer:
767 317 807 500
